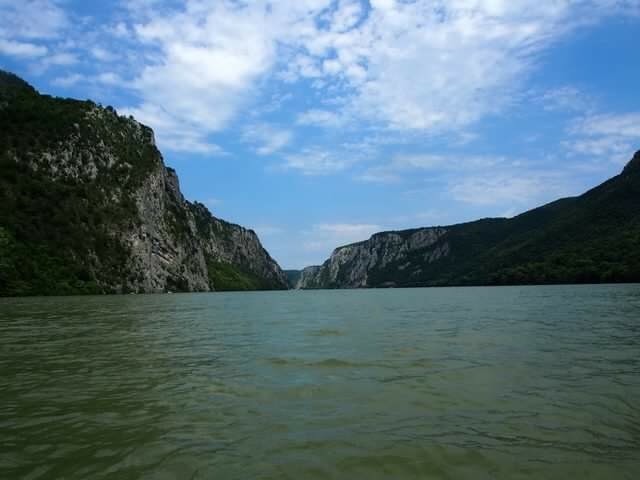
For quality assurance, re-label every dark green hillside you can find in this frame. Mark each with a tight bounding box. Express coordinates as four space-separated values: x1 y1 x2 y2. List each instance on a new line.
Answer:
479 155 640 285
0 71 160 296
284 270 302 288
301 151 640 289
0 70 288 296
207 261 275 291
372 153 640 287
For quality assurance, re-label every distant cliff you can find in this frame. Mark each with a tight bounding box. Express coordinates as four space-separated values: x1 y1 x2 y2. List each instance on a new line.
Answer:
293 266 322 289
0 70 288 296
299 151 640 289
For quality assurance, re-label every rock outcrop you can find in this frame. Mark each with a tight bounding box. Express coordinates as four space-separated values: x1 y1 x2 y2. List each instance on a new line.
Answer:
298 228 448 288
299 151 640 289
0 70 287 295
295 266 322 289
122 160 288 293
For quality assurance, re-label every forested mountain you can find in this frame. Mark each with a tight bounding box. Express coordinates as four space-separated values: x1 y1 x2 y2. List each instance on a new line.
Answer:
0 70 288 296
299 152 640 288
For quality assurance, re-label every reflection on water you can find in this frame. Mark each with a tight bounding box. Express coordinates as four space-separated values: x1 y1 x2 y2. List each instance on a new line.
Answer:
1 285 639 479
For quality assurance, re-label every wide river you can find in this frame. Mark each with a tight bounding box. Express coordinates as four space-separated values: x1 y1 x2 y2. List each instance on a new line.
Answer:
1 285 639 479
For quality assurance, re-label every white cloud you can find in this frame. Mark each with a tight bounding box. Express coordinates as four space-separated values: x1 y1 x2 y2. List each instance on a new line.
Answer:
242 124 293 156
158 135 224 156
567 112 640 164
299 1 634 134
328 0 365 33
357 168 401 184
359 150 580 207
0 0 68 40
565 137 633 161
303 222 382 253
293 0 617 132
0 0 75 72
52 73 84 87
31 0 625 155
449 172 569 207
51 73 86 88
6 0 633 157
95 72 122 85
281 148 354 175
297 109 345 127
121 1 309 154
107 22 130 38
572 113 640 138
0 39 47 58
540 86 593 113
43 52 77 66
253 92 294 116
120 102 224 155
359 153 503 183
52 71 123 89
91 47 117 62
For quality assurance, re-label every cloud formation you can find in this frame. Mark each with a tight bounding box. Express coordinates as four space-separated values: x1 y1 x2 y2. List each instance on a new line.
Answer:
0 0 67 59
4 0 635 157
282 148 353 175
303 222 382 255
567 112 640 164
0 39 48 58
242 124 293 156
1 0 638 268
20 0 623 154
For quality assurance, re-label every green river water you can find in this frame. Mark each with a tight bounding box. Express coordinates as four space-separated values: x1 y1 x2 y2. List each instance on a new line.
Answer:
1 285 639 479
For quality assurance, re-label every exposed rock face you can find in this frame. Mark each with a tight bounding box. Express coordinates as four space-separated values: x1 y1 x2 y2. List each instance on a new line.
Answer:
123 160 288 293
295 265 322 289
0 70 287 295
299 150 640 289
298 228 449 289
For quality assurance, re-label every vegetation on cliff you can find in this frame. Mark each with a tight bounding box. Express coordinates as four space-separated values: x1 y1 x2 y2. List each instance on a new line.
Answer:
300 151 640 288
0 72 155 295
0 70 287 296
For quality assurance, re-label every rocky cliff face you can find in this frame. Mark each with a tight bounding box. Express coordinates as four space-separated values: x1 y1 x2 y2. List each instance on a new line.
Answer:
0 70 287 295
298 228 449 288
299 151 640 289
295 265 322 289
123 159 288 293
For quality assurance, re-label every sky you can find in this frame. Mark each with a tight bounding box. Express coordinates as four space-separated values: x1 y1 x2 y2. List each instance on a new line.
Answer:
1 0 639 269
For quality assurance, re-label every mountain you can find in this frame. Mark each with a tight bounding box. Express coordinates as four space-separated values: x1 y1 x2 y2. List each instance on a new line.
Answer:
284 270 303 289
0 70 288 296
299 152 640 289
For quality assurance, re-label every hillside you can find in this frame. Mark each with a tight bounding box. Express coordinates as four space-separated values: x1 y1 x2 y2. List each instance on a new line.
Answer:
299 152 640 288
0 70 288 296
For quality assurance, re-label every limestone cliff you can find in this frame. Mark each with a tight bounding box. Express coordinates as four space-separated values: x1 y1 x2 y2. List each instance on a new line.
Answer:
299 152 640 289
298 228 449 288
295 266 322 289
0 70 287 295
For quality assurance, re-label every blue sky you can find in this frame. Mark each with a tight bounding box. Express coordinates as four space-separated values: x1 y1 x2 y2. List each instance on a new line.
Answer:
1 0 639 269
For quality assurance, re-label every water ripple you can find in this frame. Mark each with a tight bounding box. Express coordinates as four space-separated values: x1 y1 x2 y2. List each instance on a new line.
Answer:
1 285 640 479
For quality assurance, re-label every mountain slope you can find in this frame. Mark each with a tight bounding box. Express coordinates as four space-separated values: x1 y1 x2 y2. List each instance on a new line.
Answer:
299 153 640 288
284 270 303 289
0 70 288 296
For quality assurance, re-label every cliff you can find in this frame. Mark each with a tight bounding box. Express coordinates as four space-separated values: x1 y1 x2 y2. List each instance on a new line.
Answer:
299 151 640 288
0 70 288 296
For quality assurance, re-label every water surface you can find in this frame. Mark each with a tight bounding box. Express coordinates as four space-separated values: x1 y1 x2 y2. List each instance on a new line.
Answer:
1 285 639 479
